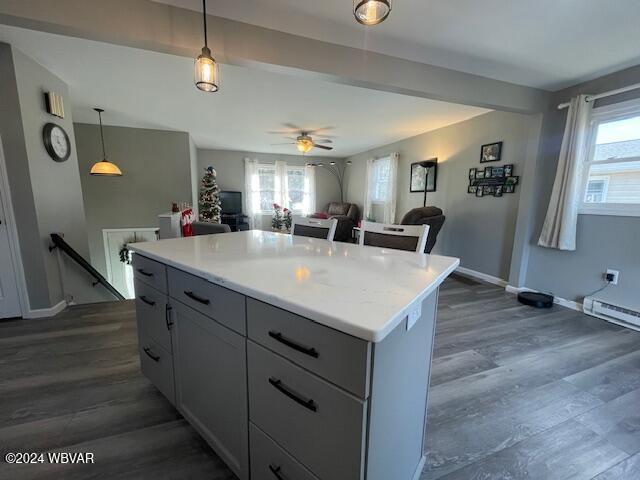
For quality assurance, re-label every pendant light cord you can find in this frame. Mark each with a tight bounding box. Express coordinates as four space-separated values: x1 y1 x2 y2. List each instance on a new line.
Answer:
202 0 208 48
98 110 107 160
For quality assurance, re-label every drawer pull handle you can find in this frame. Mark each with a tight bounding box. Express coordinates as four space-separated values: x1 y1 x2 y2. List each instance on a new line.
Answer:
268 331 319 358
143 347 160 362
184 290 210 305
269 377 317 412
269 464 285 479
165 304 173 330
139 295 155 306
137 268 154 277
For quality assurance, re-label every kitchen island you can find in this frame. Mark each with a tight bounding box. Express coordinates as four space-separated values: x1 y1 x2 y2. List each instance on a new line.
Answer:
130 230 459 480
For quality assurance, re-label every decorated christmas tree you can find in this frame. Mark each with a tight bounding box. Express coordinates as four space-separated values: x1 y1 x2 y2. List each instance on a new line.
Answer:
199 166 222 223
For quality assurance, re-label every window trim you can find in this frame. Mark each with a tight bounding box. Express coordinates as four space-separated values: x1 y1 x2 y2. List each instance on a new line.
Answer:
578 97 640 218
253 163 311 215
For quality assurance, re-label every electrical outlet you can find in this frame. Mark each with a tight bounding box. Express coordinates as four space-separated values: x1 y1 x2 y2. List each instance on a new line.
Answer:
606 269 619 285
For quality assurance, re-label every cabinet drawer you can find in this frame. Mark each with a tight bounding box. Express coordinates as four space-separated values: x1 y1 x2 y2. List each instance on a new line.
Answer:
134 279 171 353
138 331 175 406
248 341 366 480
250 423 319 480
168 267 246 335
247 299 370 398
132 254 167 294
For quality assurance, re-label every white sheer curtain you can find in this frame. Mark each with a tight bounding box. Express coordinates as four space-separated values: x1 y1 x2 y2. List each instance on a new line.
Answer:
244 158 260 229
538 95 593 250
274 160 288 209
304 164 316 215
364 153 398 223
363 158 374 221
384 152 399 223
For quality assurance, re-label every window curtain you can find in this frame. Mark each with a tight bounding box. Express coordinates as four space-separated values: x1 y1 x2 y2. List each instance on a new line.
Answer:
538 94 593 250
363 158 375 221
244 157 260 229
275 160 288 209
363 153 398 223
304 164 316 215
384 152 399 223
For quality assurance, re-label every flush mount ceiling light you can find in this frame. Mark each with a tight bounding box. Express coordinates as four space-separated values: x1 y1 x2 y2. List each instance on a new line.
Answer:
296 136 314 154
353 0 391 26
195 0 219 92
90 108 122 176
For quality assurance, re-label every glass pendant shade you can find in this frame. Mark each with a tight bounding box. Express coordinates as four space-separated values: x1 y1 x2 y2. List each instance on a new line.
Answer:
353 0 391 25
296 138 313 154
195 46 219 92
90 159 123 176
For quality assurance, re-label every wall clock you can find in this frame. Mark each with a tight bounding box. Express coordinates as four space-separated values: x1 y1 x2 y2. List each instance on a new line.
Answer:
42 122 71 162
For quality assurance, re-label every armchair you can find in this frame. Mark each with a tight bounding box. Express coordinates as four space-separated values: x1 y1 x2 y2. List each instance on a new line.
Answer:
400 206 445 253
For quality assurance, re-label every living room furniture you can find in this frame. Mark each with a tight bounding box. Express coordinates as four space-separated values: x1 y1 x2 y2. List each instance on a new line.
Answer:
322 202 360 242
400 206 446 253
130 231 459 480
359 221 429 253
291 216 338 241
192 222 231 236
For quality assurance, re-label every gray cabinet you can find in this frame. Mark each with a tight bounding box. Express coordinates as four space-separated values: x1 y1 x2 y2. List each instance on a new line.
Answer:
134 253 440 480
171 300 249 480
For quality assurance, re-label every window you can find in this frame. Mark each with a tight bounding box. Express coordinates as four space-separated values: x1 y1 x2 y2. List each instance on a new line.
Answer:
370 157 391 203
250 162 314 215
581 99 640 216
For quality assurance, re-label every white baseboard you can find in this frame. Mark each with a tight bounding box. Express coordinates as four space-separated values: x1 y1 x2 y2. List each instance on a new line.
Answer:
455 266 508 288
23 299 67 319
505 284 583 312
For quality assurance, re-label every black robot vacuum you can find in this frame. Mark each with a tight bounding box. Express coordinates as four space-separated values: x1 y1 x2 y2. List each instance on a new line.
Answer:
517 291 554 308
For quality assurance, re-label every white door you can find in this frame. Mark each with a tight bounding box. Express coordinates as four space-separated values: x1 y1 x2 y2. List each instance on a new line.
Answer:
0 168 22 318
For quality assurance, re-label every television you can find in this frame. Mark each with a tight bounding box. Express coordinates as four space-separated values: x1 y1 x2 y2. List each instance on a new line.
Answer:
220 191 242 215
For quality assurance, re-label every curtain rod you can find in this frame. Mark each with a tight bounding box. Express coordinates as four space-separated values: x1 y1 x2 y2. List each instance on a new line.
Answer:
557 82 640 110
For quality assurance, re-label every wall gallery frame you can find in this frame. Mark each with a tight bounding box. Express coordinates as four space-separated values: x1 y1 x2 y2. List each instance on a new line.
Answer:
410 160 438 192
468 164 518 198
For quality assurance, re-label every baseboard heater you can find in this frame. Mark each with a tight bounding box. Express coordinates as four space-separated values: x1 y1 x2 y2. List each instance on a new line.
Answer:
583 297 640 332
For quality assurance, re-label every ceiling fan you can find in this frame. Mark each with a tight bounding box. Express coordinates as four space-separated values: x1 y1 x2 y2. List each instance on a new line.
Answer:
270 124 334 154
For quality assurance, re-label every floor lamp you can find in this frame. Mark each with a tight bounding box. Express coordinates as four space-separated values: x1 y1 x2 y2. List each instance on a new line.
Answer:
419 159 437 207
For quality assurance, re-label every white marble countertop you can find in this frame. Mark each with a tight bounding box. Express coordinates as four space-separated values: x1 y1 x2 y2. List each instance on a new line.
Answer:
130 231 459 342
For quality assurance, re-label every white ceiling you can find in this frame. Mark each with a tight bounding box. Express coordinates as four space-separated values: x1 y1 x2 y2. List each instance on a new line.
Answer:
155 0 640 91
0 25 489 157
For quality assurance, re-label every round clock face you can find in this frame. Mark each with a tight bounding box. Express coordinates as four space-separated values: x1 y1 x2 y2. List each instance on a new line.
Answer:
43 123 71 162
50 126 68 158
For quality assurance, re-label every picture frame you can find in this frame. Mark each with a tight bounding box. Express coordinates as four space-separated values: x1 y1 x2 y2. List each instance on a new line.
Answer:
492 166 504 178
485 166 492 178
475 187 483 197
410 160 438 193
480 141 503 163
469 168 477 179
504 185 515 193
476 170 485 179
504 164 513 177
505 176 519 186
468 185 477 194
495 185 503 197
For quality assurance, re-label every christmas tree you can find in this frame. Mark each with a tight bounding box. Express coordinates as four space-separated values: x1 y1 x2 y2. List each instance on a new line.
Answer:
199 166 222 223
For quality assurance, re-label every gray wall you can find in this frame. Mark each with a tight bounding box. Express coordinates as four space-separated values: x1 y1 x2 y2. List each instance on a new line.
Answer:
345 110 541 280
75 124 192 277
197 149 344 229
0 43 102 309
521 64 640 304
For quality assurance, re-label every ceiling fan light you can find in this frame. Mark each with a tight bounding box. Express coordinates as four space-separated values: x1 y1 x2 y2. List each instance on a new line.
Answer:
195 47 219 92
354 0 391 25
90 159 122 176
296 138 313 154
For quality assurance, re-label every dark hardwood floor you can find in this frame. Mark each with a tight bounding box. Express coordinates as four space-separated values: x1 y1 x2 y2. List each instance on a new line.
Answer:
1 275 639 479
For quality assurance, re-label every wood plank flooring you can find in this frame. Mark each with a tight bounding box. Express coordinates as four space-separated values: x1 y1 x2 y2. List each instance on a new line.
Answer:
1 275 639 479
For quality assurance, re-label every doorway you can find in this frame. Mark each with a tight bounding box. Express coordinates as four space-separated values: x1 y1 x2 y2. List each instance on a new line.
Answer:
0 137 24 318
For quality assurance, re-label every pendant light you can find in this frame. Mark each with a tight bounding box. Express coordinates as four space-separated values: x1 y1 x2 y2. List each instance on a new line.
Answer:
353 0 391 26
195 0 219 92
90 108 122 176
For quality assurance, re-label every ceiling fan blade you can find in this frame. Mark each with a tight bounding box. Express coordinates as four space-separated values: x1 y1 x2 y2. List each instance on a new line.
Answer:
283 122 303 131
271 142 295 145
314 139 333 144
312 143 333 150
306 126 335 134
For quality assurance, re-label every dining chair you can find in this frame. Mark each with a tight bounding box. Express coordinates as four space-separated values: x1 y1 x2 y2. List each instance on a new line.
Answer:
358 221 430 253
291 216 338 241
